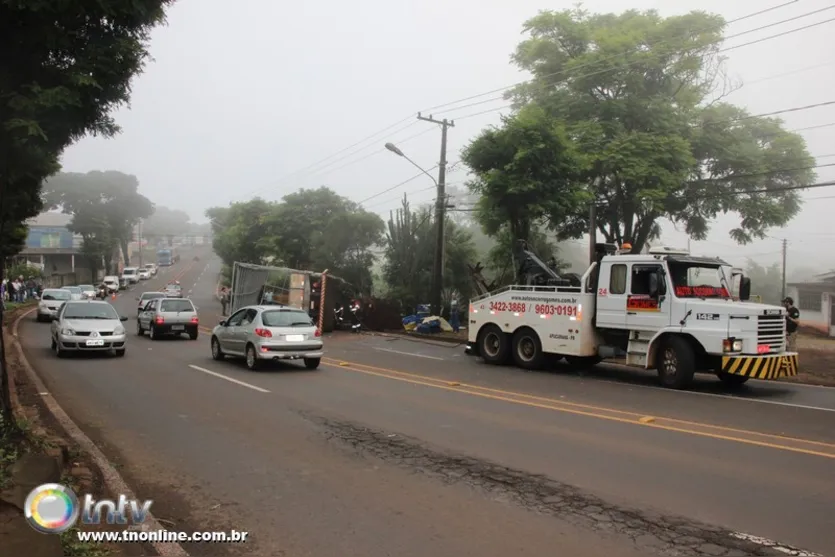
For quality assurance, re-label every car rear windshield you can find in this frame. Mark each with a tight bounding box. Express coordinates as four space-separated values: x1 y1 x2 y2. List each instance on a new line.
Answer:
123 269 136 275
261 310 313 327
63 303 119 319
79 285 94 290
42 290 71 301
160 300 194 312
65 287 81 292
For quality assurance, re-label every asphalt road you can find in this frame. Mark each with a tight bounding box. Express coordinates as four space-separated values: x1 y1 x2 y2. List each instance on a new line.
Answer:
17 250 835 557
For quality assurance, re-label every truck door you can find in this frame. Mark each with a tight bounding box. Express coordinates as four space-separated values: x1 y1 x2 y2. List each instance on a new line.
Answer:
626 264 671 331
596 263 628 328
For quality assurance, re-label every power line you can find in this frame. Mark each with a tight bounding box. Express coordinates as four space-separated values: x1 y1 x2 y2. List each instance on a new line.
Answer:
451 17 835 121
420 1 802 115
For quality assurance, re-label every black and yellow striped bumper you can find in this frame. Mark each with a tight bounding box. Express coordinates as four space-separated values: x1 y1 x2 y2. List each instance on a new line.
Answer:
720 353 799 380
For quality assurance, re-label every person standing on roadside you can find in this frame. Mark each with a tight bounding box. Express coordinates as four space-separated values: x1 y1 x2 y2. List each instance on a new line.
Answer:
783 297 800 352
220 287 229 316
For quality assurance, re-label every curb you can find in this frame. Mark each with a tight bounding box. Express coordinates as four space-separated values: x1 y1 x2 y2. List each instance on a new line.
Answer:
11 307 189 556
369 330 467 346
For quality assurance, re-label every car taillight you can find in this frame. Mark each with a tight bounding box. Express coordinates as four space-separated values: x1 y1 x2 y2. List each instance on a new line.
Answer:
254 328 272 337
190 316 199 324
155 316 164 324
314 328 321 337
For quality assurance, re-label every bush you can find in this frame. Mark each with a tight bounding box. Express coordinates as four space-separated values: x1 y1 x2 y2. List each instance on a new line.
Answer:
5 262 43 281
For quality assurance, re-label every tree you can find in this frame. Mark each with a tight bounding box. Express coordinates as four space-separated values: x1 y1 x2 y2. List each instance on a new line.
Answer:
383 196 478 313
505 8 814 252
42 171 154 269
462 104 588 245
745 260 783 305
207 199 275 267
143 205 192 242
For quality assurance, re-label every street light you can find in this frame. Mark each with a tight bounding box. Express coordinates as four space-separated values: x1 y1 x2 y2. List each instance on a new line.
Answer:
384 143 438 186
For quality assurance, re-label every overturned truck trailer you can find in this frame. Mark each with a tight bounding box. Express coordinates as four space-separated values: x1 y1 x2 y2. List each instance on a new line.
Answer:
228 262 345 333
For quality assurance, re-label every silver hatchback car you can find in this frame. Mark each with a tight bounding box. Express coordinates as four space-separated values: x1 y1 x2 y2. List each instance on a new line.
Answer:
50 300 128 357
137 297 199 340
210 305 323 370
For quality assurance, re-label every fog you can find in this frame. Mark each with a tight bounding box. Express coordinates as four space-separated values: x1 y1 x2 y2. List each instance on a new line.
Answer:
58 0 835 278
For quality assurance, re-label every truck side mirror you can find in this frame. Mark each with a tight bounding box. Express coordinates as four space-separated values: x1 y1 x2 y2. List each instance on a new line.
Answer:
739 277 751 301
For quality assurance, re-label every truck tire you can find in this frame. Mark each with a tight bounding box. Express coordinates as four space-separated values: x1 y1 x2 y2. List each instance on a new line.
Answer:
717 372 749 388
512 328 545 370
478 325 510 365
658 336 696 389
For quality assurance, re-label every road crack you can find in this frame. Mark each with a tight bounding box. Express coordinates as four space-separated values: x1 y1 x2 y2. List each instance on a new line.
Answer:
312 416 822 557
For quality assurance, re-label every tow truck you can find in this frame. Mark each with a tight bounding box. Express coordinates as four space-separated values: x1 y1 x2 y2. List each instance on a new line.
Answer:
465 241 798 389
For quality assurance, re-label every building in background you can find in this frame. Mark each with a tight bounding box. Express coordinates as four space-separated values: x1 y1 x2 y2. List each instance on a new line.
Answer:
786 271 835 337
13 212 97 285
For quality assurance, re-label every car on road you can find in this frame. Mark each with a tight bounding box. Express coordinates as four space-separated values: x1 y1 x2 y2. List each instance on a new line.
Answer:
137 297 199 340
50 300 129 357
121 267 139 285
136 292 166 315
210 305 323 370
103 276 120 293
62 286 84 301
138 268 151 280
163 283 182 298
78 285 97 300
37 289 72 322
144 263 157 276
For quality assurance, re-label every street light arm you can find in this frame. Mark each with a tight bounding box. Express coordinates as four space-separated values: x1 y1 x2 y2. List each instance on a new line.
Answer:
401 154 438 187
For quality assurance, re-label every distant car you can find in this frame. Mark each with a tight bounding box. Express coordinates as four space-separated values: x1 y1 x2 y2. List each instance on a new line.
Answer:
121 267 139 285
103 276 120 293
163 284 182 298
37 289 72 322
137 297 199 340
144 263 158 276
136 292 166 315
78 285 97 300
210 305 323 371
50 300 128 357
138 268 151 280
61 286 84 301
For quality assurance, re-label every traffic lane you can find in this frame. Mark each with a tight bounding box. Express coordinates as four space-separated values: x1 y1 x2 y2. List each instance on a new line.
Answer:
173 352 835 556
17 316 640 557
327 335 835 443
359 333 835 410
112 257 211 319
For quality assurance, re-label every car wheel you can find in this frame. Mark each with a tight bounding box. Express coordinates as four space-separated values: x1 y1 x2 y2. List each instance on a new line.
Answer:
304 357 320 370
136 321 144 336
149 325 158 340
211 337 224 360
245 344 259 370
188 328 198 340
114 348 126 357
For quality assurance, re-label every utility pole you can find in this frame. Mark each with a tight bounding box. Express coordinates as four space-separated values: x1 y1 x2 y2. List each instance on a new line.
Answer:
781 238 788 300
417 113 454 316
588 202 597 265
138 220 144 268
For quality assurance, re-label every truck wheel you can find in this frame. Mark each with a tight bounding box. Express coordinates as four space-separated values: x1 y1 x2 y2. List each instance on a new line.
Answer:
658 337 696 389
512 328 545 370
717 372 749 388
478 325 509 365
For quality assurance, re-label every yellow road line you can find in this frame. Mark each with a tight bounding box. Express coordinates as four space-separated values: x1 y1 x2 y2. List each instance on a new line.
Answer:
321 357 835 459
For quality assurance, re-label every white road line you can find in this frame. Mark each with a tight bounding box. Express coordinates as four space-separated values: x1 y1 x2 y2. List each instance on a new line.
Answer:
187 365 270 393
372 347 444 360
595 376 835 412
730 532 822 556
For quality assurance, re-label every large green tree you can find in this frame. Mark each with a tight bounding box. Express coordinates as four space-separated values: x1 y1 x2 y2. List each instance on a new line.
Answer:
0 0 172 426
500 8 814 252
206 199 275 267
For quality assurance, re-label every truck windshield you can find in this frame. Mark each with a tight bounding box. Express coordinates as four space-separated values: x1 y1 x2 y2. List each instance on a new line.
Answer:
667 262 731 299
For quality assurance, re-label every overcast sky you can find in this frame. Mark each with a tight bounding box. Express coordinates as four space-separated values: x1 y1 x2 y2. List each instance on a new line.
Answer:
59 0 835 274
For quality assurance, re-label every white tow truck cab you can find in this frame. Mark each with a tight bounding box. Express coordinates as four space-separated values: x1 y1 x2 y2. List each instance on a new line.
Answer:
466 241 798 390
